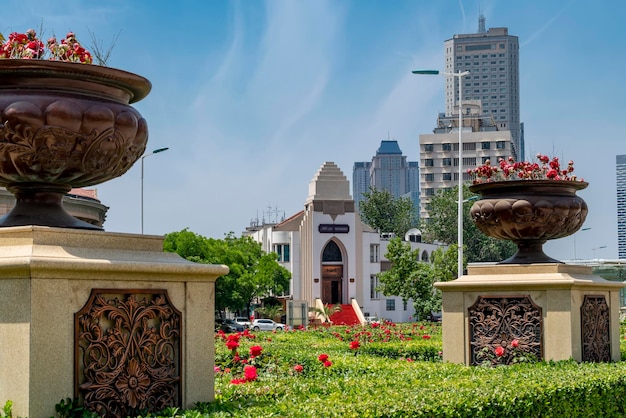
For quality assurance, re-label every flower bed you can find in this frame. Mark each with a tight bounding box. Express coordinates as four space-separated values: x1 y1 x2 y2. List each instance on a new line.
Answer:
200 322 626 417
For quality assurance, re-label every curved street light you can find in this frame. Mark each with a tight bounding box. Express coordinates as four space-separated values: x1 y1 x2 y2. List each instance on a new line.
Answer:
141 147 169 234
592 245 607 260
412 69 470 277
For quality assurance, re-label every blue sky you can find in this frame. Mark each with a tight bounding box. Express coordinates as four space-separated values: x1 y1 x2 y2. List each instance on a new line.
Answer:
3 0 625 262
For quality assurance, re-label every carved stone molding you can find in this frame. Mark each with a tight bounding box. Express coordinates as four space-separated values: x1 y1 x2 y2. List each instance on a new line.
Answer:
581 295 611 362
75 289 181 417
468 295 543 366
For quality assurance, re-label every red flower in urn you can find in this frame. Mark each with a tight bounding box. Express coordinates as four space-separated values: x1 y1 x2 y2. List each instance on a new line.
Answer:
468 154 588 264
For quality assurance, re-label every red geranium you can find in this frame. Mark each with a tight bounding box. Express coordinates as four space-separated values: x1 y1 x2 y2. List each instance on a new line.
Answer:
293 364 304 373
249 345 263 357
350 340 360 350
0 29 93 63
495 346 505 357
318 353 329 362
468 154 582 184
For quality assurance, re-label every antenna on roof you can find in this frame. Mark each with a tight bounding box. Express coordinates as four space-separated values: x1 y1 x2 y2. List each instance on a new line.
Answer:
478 3 486 33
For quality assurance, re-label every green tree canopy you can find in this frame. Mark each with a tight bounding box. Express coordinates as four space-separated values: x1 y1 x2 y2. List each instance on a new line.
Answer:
376 238 458 319
164 229 291 316
359 187 418 237
421 184 516 263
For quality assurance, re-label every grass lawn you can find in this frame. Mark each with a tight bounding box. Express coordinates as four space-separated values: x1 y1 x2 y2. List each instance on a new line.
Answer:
191 322 626 417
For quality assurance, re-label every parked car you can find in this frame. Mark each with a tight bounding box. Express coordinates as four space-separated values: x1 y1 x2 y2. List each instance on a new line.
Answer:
251 318 285 331
427 311 442 322
215 318 244 333
235 317 251 328
365 316 381 325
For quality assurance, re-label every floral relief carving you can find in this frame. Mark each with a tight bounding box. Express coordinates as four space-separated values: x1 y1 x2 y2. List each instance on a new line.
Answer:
468 295 543 366
75 289 181 417
581 295 611 362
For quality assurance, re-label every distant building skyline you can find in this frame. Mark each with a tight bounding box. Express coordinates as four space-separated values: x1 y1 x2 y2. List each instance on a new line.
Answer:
444 18 523 159
617 155 626 259
418 101 514 220
352 140 419 218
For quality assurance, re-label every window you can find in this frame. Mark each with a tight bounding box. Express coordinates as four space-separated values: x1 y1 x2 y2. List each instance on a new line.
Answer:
370 244 379 263
481 142 491 150
386 299 396 311
443 158 452 166
463 143 475 151
463 157 476 166
496 141 506 149
424 159 434 167
425 188 435 196
425 173 434 181
273 244 290 262
442 143 452 151
443 172 452 181
370 275 380 299
423 144 434 151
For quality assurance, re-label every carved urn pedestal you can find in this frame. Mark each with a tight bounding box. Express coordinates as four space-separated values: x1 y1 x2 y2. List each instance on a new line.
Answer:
0 227 228 418
435 263 624 366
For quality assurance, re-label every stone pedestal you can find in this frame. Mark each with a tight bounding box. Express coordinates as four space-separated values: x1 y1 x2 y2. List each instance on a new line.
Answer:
435 263 625 366
0 226 228 418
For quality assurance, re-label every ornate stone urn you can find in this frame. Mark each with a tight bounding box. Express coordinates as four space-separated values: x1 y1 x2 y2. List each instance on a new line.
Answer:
0 59 150 230
469 180 588 264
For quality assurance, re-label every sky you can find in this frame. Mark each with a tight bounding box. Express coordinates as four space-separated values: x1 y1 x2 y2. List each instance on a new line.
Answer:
2 0 625 262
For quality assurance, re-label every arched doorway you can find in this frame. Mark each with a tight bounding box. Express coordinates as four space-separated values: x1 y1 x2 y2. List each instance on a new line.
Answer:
321 240 343 305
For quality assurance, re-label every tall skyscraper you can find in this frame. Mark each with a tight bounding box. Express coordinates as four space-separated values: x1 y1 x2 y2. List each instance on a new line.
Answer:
617 155 626 259
444 18 523 159
352 140 420 216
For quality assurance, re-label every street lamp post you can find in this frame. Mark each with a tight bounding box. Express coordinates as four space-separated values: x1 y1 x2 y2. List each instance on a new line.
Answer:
412 69 470 277
592 245 607 260
573 227 591 260
141 147 169 234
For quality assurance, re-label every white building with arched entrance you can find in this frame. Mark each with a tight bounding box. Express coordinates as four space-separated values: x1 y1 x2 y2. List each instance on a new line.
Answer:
245 162 443 324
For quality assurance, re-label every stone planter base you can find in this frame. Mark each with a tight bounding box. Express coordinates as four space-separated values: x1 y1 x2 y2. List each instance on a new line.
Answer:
435 264 625 365
0 226 227 418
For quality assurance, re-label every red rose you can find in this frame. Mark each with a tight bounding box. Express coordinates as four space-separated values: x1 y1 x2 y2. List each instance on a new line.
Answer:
495 346 505 357
511 339 519 348
244 365 257 381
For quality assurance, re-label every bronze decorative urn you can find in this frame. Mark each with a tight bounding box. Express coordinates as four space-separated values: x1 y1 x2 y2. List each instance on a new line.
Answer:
0 59 150 230
469 180 588 264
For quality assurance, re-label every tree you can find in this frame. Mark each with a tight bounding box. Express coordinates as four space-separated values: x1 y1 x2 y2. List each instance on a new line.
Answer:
163 229 291 316
376 238 458 320
422 184 516 263
359 188 417 237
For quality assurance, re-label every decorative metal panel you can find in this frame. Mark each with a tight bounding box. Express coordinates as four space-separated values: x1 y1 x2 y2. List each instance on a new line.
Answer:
581 295 611 362
75 289 181 417
469 295 543 366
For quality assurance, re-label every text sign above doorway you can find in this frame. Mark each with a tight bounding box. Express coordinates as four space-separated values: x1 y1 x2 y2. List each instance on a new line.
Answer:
318 224 350 233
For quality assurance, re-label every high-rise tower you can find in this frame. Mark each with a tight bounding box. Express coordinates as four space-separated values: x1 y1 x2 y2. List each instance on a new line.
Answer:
617 155 626 259
353 140 419 217
444 18 522 159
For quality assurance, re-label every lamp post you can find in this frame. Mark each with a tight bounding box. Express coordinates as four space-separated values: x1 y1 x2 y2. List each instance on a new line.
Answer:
141 147 169 234
573 227 591 260
412 69 470 277
592 245 607 260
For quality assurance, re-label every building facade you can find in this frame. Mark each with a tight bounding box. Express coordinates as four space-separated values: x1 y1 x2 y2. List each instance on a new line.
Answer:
444 21 522 159
418 102 513 219
352 140 419 216
246 162 442 323
617 155 626 259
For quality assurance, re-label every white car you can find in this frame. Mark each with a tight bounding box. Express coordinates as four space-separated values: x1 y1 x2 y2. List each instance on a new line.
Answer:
365 316 381 325
234 317 251 328
251 319 285 331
